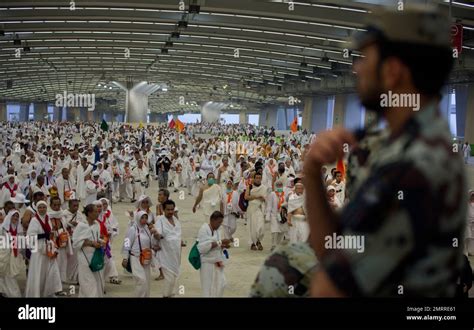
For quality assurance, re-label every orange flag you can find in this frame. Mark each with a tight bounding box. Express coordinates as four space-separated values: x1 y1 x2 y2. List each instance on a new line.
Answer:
290 117 298 133
175 118 185 133
336 158 345 179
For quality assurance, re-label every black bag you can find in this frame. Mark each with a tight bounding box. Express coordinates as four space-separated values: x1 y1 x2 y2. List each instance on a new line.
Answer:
125 255 132 273
279 205 288 224
238 184 252 212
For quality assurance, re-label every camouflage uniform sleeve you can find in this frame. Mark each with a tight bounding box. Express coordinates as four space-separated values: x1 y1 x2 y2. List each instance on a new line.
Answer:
250 242 318 297
321 161 438 297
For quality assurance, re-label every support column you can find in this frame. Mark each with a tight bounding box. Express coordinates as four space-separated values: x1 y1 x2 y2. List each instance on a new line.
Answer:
19 103 29 122
96 109 104 122
87 110 94 122
439 86 451 121
302 97 313 131
79 108 87 122
239 111 248 125
333 94 347 128
34 102 48 121
66 107 81 122
157 114 168 124
53 106 61 121
343 94 363 130
311 96 329 134
0 102 6 121
455 84 469 139
148 113 157 123
462 84 474 144
74 107 81 121
276 107 287 130
65 107 75 121
263 105 278 128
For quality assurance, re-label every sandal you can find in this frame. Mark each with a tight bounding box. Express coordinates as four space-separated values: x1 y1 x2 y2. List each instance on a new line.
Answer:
251 244 257 251
55 291 68 297
155 274 165 281
110 277 122 285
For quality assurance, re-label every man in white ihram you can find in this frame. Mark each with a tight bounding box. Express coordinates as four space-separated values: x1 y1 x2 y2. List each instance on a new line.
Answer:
197 211 231 297
155 199 182 297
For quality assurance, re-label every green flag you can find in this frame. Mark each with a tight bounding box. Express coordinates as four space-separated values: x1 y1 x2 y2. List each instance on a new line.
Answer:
100 119 109 132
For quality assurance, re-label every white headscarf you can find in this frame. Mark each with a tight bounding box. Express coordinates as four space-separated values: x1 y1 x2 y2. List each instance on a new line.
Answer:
135 195 153 209
35 200 48 219
99 198 111 212
2 209 22 234
134 210 148 228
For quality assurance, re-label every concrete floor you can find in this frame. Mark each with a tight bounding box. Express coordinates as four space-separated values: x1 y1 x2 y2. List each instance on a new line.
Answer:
13 161 474 297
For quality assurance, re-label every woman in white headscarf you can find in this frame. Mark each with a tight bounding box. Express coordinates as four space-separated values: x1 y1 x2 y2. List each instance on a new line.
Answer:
72 203 106 297
98 198 121 285
121 211 160 297
0 210 25 297
25 200 63 297
466 190 474 255
128 195 156 227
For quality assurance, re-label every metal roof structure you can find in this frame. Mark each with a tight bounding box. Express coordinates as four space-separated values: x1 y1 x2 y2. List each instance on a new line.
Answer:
0 0 473 114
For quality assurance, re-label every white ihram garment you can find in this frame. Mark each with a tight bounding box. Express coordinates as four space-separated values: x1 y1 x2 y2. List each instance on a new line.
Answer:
221 190 240 240
247 184 267 245
72 221 104 297
287 194 309 243
155 215 182 297
25 215 63 297
201 184 222 221
122 219 157 297
197 223 226 297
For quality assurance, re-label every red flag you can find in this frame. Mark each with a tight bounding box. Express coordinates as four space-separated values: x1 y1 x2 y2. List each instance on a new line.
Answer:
168 119 175 129
290 117 298 133
336 158 345 179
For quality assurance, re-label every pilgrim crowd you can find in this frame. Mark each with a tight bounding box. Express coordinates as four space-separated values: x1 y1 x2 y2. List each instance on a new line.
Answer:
0 120 472 298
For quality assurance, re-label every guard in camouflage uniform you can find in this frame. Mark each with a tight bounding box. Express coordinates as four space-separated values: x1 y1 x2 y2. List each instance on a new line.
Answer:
250 242 318 297
251 6 467 297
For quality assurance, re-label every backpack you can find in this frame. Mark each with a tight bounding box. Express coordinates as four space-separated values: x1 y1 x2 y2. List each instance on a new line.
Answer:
238 184 252 212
